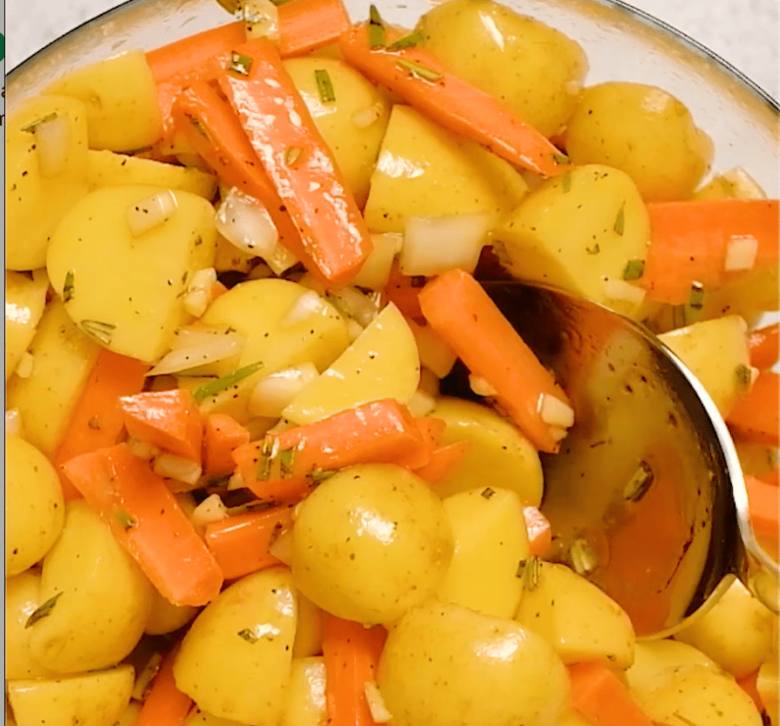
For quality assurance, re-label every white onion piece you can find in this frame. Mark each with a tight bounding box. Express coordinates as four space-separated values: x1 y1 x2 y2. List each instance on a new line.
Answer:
407 317 457 379
352 234 403 290
364 682 393 723
602 277 646 306
148 332 245 377
5 409 22 437
539 394 575 429
127 437 160 461
184 268 218 318
268 527 294 566
242 0 280 39
154 453 202 488
15 352 34 379
191 494 229 529
128 190 178 237
418 368 441 398
328 287 382 327
352 104 383 129
36 114 71 179
401 213 492 277
724 235 759 272
550 426 569 443
469 374 497 398
227 471 246 491
281 290 331 327
249 363 319 418
346 318 364 342
407 389 437 418
131 653 163 701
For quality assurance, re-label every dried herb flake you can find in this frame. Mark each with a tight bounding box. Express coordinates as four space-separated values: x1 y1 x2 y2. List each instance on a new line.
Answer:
25 592 63 628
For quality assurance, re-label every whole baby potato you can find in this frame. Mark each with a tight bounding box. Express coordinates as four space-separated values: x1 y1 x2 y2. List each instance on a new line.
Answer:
377 600 569 726
292 464 454 624
565 82 713 201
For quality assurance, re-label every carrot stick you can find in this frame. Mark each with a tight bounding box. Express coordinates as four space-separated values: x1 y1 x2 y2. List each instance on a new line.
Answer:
134 645 192 726
523 506 552 558
568 662 654 726
338 24 567 178
62 444 223 607
277 0 351 57
745 474 779 560
396 416 445 470
413 441 469 483
419 269 572 453
119 389 204 462
203 413 250 477
749 323 779 370
53 350 149 500
727 372 780 446
321 614 387 726
760 468 779 487
640 199 779 304
214 37 372 284
204 506 293 580
384 262 425 321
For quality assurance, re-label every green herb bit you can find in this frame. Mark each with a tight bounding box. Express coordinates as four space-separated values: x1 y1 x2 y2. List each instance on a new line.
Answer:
387 31 424 50
278 447 296 478
25 592 63 628
115 509 137 530
552 151 569 165
80 319 116 345
585 244 600 256
735 364 753 390
623 461 654 502
314 69 336 103
561 172 572 193
63 270 75 302
284 146 303 166
481 487 495 499
613 203 626 236
368 5 386 48
229 51 254 76
516 556 541 589
689 282 705 310
256 439 274 481
622 259 645 281
237 628 259 643
570 538 598 576
21 112 58 133
308 468 335 486
193 360 264 402
395 58 442 82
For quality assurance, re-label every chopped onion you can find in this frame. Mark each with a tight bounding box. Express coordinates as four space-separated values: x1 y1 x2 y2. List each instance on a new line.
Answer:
191 494 229 529
268 527 294 566
418 368 441 398
601 277 646 306
724 235 758 272
346 319 364 342
249 363 319 418
408 389 437 418
469 374 497 398
266 418 295 435
148 330 245 377
352 233 403 290
281 290 331 327
153 453 202 488
297 273 327 296
227 471 246 491
127 437 160 461
539 394 575 429
352 104 384 129
36 113 71 179
131 652 163 701
550 426 569 443
722 167 766 200
15 351 34 379
363 681 393 723
328 287 383 327
241 0 280 40
128 190 178 237
408 318 457 378
184 289 210 318
5 409 22 437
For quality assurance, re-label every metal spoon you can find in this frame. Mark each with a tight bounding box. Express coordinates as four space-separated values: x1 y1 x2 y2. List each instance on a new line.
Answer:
445 282 778 637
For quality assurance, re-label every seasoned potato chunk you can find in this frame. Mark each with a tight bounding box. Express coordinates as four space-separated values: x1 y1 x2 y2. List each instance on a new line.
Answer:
5 271 49 381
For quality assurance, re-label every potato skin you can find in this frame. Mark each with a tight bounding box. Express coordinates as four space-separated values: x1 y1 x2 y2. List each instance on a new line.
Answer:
565 82 713 201
292 464 453 624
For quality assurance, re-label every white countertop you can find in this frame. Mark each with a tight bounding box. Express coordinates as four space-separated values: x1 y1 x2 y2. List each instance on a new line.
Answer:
7 0 779 100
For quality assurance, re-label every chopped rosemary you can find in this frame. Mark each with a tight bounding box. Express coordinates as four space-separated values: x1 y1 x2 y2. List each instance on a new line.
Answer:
585 244 600 255
25 592 63 628
278 447 296 478
80 319 116 345
256 439 274 481
284 146 303 166
561 172 572 193
613 203 626 236
570 538 598 576
552 151 569 165
387 31 425 50
689 282 705 310
623 461 654 502
229 51 254 76
481 487 495 499
237 628 259 643
115 509 137 529
63 270 75 302
735 364 753 391
368 5 386 48
516 556 541 590
314 69 336 104
395 58 442 82
622 259 645 281
21 112 58 133
192 360 264 402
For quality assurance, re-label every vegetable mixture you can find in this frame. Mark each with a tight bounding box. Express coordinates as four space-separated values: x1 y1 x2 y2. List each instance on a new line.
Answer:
5 0 779 724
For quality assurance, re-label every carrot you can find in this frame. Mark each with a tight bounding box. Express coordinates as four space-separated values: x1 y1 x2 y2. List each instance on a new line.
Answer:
338 23 567 178
61 444 223 606
760 468 779 487
523 506 552 558
53 350 149 500
396 416 445 470
727 372 780 446
204 506 293 580
413 441 469 483
203 413 250 477
134 645 192 726
419 269 572 453
749 323 779 370
214 37 372 284
568 661 654 726
322 614 387 726
277 0 351 57
119 389 204 462
745 474 779 560
384 262 425 320
640 199 779 304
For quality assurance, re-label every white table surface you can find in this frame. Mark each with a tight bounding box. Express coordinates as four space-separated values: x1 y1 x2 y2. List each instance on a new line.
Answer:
7 0 779 100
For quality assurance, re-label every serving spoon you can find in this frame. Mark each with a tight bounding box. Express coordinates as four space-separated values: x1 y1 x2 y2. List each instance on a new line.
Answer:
444 281 778 638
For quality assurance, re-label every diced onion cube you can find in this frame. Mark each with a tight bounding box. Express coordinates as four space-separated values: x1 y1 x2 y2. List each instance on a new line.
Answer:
126 437 160 461
127 190 178 237
418 368 441 398
242 0 280 40
407 317 457 379
131 653 163 701
363 681 393 723
249 363 320 418
268 527 294 566
469 374 497 398
724 235 758 272
5 409 22 437
352 233 403 290
227 471 246 491
184 268 218 318
191 494 229 529
539 394 575 429
148 331 244 377
153 453 202 488
15 352 34 379
328 287 383 328
36 114 71 179
601 277 646 306
408 389 437 418
352 104 384 129
346 319 364 342
281 290 331 328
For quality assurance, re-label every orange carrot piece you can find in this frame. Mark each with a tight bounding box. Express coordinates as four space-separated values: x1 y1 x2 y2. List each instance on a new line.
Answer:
134 645 192 726
640 200 780 304
322 614 388 726
62 444 223 606
204 507 293 580
119 389 204 461
384 262 425 321
523 506 552 558
277 0 350 57
760 468 779 487
749 323 779 370
727 372 780 446
745 474 779 559
54 350 149 500
338 24 567 177
211 281 229 300
568 661 654 726
396 416 445 470
419 269 571 453
414 441 469 483
737 669 765 714
203 414 251 477
214 37 372 284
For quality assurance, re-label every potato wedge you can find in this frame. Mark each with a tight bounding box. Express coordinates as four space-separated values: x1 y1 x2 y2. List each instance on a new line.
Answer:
5 271 49 380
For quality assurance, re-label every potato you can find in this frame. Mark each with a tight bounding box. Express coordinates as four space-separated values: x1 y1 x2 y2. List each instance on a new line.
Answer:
282 658 327 726
45 50 163 151
6 572 56 680
417 0 587 137
292 464 453 624
5 271 49 380
184 710 245 726
283 303 419 425
284 57 390 206
758 656 778 726
46 184 217 363
431 397 543 504
364 105 527 233
6 299 100 455
565 82 713 201
293 593 323 659
699 264 779 322
7 666 134 726
636 664 763 726
626 639 719 695
659 315 750 417
377 601 569 726
6 436 64 576
87 150 217 198
437 487 529 619
673 579 775 679
174 567 297 724
114 701 142 726
694 166 766 201
144 587 199 636
28 501 153 673
515 561 635 669
495 165 650 317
